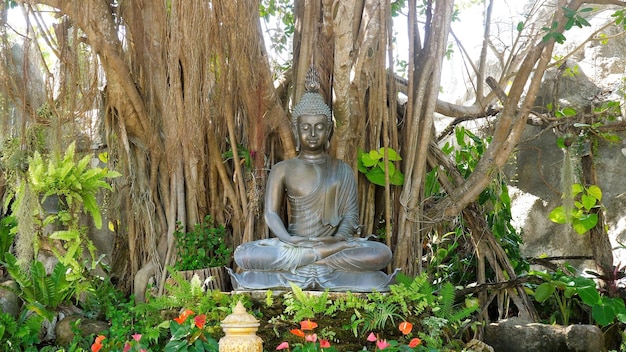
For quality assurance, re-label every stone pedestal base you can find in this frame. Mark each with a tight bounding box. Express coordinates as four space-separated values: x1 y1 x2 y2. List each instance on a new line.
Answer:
227 267 399 292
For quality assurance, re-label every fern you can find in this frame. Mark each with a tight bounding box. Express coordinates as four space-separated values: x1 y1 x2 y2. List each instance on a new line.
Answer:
362 300 403 333
282 282 332 322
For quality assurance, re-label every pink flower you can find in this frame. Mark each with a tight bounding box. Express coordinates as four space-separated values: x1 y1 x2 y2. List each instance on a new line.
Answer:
276 341 290 350
122 342 131 352
305 333 317 342
367 332 377 342
132 333 142 342
320 339 331 348
376 339 390 350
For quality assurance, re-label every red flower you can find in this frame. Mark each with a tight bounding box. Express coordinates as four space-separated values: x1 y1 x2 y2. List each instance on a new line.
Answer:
174 309 195 324
91 335 105 352
290 328 305 338
123 342 131 352
408 337 422 347
194 314 207 329
300 320 318 331
399 321 413 335
320 339 331 348
276 341 289 350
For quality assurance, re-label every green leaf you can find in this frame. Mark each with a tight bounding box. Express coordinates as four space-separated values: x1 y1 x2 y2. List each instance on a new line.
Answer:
534 282 555 302
592 301 616 326
581 194 596 211
571 183 584 196
517 21 524 32
572 214 598 234
368 149 381 161
49 230 80 241
577 285 601 306
587 185 602 201
561 107 577 116
381 147 402 161
548 206 567 224
361 153 378 167
365 168 386 187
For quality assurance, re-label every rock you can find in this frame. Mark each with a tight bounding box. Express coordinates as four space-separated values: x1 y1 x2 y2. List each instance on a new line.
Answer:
484 317 605 352
55 314 109 347
0 280 21 318
465 338 494 352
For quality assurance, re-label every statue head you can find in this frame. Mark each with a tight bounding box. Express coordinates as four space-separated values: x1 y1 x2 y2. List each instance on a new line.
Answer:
291 68 333 150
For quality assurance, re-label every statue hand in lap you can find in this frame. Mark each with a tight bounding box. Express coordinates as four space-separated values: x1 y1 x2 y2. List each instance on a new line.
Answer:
230 68 396 291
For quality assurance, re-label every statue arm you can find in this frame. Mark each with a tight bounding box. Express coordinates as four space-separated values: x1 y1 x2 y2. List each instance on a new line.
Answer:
264 163 306 244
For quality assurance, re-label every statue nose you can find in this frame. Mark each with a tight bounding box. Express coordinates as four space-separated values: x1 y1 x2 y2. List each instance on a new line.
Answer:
311 129 317 137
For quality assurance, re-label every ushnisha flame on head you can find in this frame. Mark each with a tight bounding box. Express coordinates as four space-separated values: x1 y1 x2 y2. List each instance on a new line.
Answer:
291 67 333 150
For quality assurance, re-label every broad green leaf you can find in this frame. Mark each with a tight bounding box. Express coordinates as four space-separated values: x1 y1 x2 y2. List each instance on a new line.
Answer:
365 168 386 187
368 149 381 161
577 285 600 305
361 153 378 167
572 214 598 234
548 206 567 224
587 185 602 201
561 107 577 116
534 282 555 302
581 194 596 211
592 302 616 326
571 183 584 196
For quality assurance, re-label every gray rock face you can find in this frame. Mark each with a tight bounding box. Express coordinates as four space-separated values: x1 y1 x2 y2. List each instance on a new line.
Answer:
0 280 21 318
55 314 109 347
484 317 605 352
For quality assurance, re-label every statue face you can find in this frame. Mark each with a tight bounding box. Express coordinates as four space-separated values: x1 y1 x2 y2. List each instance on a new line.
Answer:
297 114 329 152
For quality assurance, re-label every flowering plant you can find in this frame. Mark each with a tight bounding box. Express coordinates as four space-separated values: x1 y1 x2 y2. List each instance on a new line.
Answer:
275 320 423 351
276 320 337 352
90 333 148 352
161 309 219 352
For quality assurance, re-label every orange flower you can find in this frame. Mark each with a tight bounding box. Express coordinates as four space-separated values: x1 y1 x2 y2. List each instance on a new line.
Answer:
300 320 318 331
91 335 105 352
194 314 207 329
399 321 413 335
290 328 305 338
174 309 195 324
408 337 422 347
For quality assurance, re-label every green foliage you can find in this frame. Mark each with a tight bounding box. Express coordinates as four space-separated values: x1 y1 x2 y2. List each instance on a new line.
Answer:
0 311 44 350
1 253 76 321
357 147 404 186
549 183 602 234
541 7 592 44
436 127 528 283
173 215 232 270
283 282 332 322
529 264 626 326
0 215 16 263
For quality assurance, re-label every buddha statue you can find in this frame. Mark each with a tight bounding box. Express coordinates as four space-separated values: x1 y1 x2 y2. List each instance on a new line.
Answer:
228 68 398 292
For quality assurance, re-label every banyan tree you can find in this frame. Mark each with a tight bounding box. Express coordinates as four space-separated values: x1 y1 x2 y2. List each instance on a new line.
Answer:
1 0 622 323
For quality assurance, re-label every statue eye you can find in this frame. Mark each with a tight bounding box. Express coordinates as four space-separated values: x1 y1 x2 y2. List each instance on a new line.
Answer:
300 124 310 130
315 123 326 130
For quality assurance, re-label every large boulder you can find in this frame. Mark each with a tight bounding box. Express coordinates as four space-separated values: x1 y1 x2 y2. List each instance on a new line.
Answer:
484 317 605 352
0 280 21 318
55 314 109 347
